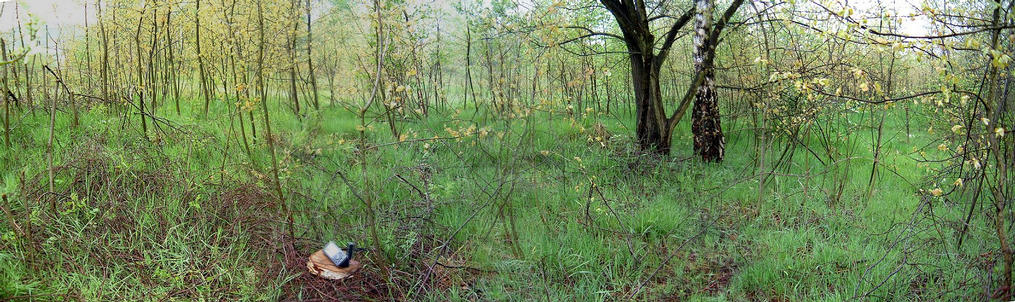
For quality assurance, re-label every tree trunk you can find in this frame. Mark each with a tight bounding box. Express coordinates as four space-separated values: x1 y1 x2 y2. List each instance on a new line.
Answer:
691 0 725 162
98 0 109 102
289 0 301 116
2 39 10 149
306 0 319 110
691 68 724 162
257 0 285 204
629 53 671 154
601 0 739 160
197 0 212 116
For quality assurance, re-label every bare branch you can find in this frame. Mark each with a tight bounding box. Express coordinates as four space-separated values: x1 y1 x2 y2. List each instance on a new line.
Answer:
655 6 696 64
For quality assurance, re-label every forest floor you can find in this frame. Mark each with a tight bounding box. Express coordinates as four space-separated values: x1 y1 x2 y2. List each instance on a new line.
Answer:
0 97 990 301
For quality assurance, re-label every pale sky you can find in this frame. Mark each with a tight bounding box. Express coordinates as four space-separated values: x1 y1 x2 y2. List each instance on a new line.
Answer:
0 0 932 44
847 0 932 37
0 0 94 31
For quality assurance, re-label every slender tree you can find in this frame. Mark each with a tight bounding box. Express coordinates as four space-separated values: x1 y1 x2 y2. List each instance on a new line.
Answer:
2 39 9 149
197 0 212 116
306 0 319 110
98 0 109 102
257 0 285 204
288 0 301 116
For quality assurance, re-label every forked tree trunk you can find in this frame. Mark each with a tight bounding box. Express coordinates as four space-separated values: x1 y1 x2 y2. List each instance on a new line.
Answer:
629 54 671 154
601 0 740 159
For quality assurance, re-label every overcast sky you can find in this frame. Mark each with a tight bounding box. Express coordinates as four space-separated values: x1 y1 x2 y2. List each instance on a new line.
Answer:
0 0 931 43
849 0 931 36
0 0 94 31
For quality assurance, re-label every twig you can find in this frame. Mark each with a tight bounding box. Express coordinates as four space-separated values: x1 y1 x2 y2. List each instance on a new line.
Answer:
0 194 25 238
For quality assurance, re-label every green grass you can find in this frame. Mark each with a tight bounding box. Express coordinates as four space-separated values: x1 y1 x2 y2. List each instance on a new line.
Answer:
0 95 995 301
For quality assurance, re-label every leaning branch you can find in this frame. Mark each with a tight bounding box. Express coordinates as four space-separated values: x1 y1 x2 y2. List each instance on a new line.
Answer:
655 6 697 64
810 89 941 104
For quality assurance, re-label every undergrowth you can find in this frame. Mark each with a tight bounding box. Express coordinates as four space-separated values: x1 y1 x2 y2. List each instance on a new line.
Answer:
0 98 995 301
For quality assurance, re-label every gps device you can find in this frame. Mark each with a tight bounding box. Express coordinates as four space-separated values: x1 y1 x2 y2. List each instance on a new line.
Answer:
322 241 355 268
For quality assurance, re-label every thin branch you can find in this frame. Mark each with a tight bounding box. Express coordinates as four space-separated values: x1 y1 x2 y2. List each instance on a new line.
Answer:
656 6 696 64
